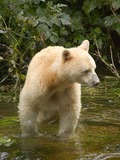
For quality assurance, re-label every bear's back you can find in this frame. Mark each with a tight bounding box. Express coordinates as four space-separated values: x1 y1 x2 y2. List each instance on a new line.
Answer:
29 46 64 70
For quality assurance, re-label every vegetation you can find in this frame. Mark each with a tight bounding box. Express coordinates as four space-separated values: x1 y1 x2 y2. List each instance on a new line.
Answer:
0 0 120 99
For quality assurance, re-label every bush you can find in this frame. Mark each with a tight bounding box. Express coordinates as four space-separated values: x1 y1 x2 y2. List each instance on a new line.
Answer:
0 0 120 92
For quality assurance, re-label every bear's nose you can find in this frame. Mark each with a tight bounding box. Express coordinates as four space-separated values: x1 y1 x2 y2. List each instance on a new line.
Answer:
93 81 100 87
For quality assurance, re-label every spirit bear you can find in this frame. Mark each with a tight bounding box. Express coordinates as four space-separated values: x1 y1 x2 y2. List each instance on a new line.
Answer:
18 40 100 138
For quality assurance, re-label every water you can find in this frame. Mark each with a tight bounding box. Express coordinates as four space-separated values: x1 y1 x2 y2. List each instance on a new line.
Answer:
0 77 120 160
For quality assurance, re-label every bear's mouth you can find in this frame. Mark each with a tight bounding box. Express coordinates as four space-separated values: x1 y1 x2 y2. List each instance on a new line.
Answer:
93 81 100 87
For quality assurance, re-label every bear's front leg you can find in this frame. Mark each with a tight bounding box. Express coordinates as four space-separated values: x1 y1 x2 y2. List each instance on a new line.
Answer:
18 104 40 137
57 84 81 139
58 104 80 139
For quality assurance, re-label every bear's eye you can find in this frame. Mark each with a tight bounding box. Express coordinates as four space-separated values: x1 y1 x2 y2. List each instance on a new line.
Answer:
83 69 90 74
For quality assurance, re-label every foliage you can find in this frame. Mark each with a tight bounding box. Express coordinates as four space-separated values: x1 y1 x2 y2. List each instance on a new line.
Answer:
0 116 19 126
81 0 120 79
0 0 120 99
0 0 72 94
0 136 16 147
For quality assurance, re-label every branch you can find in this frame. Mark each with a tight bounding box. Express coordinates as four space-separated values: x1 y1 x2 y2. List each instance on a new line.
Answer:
110 5 120 23
94 38 120 79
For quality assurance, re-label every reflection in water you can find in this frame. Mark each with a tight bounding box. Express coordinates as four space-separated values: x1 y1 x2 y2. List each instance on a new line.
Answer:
0 77 120 160
19 137 81 160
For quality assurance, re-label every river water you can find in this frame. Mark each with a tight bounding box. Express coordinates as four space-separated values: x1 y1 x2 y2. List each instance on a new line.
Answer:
0 77 120 160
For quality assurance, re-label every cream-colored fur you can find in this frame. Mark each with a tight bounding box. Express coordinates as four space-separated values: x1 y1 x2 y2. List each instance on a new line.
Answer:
18 40 100 138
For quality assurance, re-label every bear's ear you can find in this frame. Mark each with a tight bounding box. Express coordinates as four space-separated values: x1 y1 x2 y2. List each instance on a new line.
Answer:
62 50 72 62
79 40 89 51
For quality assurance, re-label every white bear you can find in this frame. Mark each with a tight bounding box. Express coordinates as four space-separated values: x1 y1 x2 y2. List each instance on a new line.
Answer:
18 40 100 138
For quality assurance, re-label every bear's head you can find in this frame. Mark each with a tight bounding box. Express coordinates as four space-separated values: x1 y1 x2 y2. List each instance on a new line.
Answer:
59 40 100 87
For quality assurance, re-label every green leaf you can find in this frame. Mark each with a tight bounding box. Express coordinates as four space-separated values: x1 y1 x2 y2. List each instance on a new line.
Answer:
94 27 102 35
34 0 46 4
0 137 8 145
38 16 53 27
61 18 70 25
60 28 68 36
114 24 120 35
36 6 48 17
28 16 38 26
0 56 3 60
38 17 46 23
74 34 85 43
60 14 71 25
51 16 61 26
57 4 67 8
112 0 120 10
104 15 119 26
10 60 16 68
0 30 7 33
97 39 103 49
50 32 59 43
37 24 51 39
0 136 16 147
82 0 99 14
19 74 26 81
70 11 83 31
